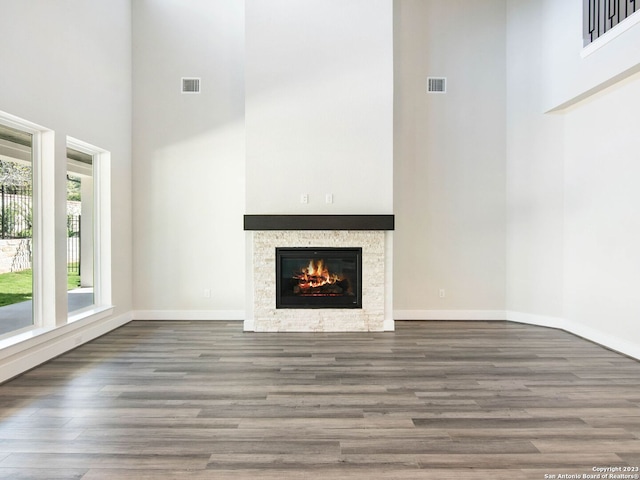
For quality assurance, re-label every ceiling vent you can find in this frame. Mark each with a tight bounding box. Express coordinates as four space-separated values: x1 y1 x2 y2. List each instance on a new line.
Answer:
427 77 447 94
181 77 201 94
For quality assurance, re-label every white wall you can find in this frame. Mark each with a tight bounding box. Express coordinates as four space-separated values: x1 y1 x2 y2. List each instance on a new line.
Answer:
505 0 565 319
506 0 640 358
132 0 246 317
563 73 640 355
245 0 393 214
0 0 133 380
393 0 507 317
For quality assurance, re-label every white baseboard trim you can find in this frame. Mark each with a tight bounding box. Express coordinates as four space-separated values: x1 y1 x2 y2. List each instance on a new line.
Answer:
133 310 245 321
395 309 639 360
507 310 640 361
505 310 566 329
394 310 507 321
0 310 133 384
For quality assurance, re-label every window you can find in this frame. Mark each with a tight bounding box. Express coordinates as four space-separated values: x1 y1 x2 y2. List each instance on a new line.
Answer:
0 109 112 344
67 147 95 315
66 137 111 322
0 123 34 337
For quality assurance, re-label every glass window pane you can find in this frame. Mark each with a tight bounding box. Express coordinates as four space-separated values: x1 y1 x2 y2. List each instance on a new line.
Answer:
67 147 94 315
0 124 34 336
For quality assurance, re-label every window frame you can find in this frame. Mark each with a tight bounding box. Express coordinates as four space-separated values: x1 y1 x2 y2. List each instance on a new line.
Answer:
66 136 112 322
0 112 47 334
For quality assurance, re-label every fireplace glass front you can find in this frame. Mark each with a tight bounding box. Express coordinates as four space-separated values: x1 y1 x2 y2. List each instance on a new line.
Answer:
276 247 362 309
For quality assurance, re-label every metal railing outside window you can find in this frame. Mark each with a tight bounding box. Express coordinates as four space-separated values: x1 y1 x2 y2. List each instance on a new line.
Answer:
0 185 32 239
67 215 81 275
584 0 639 45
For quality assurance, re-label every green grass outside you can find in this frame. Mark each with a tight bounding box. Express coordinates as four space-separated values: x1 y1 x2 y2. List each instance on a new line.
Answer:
0 268 81 307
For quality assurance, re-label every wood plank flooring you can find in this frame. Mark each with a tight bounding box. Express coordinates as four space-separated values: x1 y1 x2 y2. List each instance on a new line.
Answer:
0 320 639 479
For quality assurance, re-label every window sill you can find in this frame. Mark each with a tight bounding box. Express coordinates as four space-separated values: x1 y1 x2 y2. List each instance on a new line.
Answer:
0 305 114 360
68 305 114 324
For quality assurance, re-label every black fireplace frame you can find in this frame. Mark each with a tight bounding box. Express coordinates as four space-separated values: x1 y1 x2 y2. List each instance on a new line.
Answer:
275 247 363 309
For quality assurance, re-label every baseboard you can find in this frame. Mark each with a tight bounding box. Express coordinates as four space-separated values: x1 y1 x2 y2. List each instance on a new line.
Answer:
505 310 566 329
507 310 640 361
0 310 133 384
394 309 639 360
394 310 507 321
133 310 245 321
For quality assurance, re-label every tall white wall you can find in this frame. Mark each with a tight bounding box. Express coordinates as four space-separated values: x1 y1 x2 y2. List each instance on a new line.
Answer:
506 0 640 358
132 0 246 317
393 0 507 317
245 0 393 214
563 73 640 355
505 0 565 319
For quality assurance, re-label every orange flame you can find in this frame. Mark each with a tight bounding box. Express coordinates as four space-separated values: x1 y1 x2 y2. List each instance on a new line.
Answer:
293 259 342 291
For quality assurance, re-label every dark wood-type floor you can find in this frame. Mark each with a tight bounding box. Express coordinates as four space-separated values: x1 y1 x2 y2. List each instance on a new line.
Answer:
0 321 639 479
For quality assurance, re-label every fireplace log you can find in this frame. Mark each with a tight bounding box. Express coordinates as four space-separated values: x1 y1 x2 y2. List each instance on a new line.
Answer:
293 284 345 295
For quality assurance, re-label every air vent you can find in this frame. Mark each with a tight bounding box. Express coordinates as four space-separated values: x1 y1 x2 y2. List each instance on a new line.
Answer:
427 77 446 94
181 77 201 94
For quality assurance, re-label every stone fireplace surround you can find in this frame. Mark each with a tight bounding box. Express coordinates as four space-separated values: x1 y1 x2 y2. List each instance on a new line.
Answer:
244 215 394 333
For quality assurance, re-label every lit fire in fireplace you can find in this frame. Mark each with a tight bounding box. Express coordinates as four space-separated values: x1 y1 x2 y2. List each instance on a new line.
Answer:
292 259 345 295
276 247 361 307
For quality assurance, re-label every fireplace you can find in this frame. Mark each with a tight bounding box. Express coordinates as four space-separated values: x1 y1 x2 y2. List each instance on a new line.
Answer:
276 247 362 309
244 215 394 332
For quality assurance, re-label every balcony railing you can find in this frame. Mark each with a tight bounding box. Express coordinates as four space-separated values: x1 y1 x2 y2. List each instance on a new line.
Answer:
584 0 639 45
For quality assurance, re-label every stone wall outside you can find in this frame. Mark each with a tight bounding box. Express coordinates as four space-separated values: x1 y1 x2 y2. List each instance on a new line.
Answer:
0 239 31 274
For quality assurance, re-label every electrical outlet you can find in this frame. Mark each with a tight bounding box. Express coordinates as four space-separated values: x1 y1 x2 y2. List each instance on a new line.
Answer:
204 289 211 298
439 289 446 298
301 194 309 204
325 193 333 204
